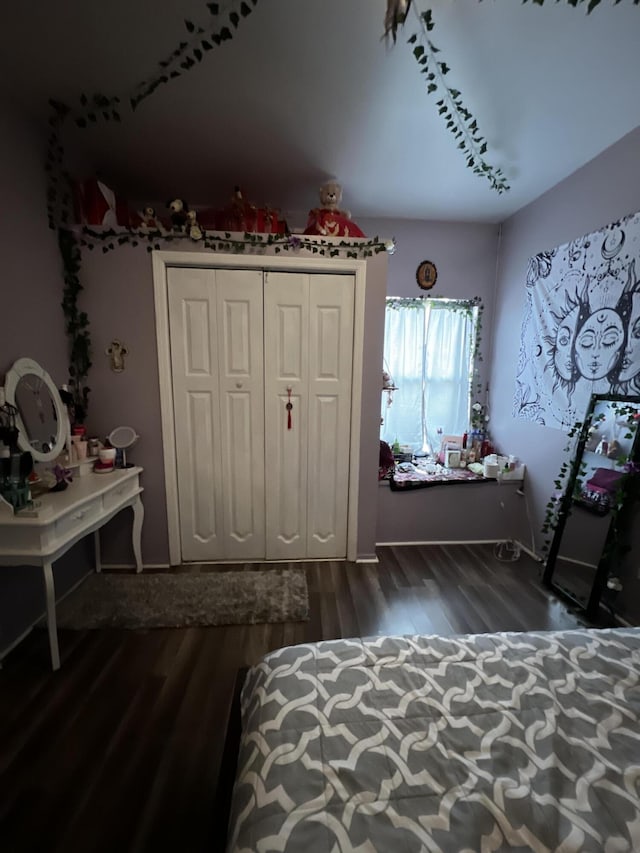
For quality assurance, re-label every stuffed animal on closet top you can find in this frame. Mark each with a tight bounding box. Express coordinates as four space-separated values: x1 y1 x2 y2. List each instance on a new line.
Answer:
303 181 366 238
167 198 189 232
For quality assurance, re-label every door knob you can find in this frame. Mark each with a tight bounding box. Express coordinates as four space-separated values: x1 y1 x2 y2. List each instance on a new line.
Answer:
236 382 243 389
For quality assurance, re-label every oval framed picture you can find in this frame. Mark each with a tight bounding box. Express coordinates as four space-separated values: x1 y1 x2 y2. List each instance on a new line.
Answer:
416 260 437 291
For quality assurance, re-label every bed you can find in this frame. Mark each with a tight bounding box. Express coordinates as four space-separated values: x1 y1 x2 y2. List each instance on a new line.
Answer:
226 628 640 852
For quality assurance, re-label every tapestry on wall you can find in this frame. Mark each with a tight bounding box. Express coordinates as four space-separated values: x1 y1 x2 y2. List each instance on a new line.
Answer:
513 209 640 430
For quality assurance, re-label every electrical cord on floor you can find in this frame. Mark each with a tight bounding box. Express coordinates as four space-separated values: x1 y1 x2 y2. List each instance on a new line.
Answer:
518 482 540 560
492 471 544 563
492 473 526 562
494 540 522 562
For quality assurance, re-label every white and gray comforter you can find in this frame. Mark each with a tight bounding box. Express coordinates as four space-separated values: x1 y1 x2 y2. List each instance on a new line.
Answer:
228 628 640 852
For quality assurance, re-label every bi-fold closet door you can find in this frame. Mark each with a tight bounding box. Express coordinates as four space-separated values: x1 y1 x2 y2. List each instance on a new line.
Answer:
167 266 354 563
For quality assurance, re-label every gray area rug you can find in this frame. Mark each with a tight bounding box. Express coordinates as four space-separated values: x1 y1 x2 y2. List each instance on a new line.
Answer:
56 569 309 629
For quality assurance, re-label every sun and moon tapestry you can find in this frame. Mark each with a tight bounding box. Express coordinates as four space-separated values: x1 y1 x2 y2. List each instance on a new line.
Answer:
514 209 640 431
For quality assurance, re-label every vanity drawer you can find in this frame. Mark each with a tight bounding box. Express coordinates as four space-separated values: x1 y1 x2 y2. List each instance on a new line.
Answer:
55 497 103 539
103 478 138 512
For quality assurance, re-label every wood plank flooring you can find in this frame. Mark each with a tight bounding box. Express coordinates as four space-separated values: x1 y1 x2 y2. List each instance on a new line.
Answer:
0 544 611 853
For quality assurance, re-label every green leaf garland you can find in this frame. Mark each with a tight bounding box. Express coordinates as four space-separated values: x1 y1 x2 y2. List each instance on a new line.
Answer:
395 0 639 193
58 228 92 423
79 226 390 259
48 0 260 424
406 11 509 194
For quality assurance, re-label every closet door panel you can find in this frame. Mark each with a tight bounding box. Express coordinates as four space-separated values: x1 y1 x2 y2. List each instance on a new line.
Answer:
307 275 354 558
264 272 309 560
168 265 355 563
168 267 224 561
216 270 265 560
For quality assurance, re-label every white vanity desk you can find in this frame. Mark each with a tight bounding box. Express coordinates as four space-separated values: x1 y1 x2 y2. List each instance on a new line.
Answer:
0 466 144 670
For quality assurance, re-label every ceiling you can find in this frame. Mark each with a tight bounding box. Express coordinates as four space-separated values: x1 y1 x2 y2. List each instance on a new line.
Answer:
2 0 640 224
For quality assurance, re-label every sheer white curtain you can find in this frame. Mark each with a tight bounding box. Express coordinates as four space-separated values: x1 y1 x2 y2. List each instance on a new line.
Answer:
380 300 475 454
381 304 426 450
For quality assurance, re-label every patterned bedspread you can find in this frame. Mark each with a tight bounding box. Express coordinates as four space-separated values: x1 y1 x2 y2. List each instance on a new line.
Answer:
227 629 640 852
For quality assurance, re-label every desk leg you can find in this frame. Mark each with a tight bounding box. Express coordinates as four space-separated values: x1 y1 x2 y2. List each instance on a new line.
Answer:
42 561 60 671
132 496 144 573
94 530 102 573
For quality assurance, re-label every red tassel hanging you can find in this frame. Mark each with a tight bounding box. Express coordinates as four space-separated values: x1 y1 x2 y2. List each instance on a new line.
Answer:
286 387 293 430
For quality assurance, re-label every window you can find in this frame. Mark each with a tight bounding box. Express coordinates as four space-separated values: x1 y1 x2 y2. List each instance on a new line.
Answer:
380 297 480 454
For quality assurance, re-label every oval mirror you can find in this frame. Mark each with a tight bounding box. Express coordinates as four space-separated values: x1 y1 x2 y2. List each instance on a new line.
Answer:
108 425 139 449
108 425 139 468
4 358 68 463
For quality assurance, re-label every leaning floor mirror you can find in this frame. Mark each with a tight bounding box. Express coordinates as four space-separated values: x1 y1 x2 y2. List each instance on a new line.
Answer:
543 393 640 620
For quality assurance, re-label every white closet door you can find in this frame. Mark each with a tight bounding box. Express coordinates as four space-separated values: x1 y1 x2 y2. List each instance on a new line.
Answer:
215 269 265 560
168 267 264 561
168 267 223 561
264 272 354 560
307 274 354 558
264 272 310 560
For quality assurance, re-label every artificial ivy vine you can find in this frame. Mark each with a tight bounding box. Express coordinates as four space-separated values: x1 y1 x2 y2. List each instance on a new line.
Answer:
389 0 639 195
73 0 258 126
48 0 262 424
406 11 510 195
58 229 91 423
79 226 390 259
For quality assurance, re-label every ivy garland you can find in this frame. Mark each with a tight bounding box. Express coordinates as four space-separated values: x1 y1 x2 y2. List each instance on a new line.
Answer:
73 1 258 127
78 226 391 259
405 11 510 195
58 229 91 423
391 0 640 195
46 1 264 423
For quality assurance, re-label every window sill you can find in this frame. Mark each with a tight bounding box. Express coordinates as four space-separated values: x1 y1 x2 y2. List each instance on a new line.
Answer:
379 464 524 491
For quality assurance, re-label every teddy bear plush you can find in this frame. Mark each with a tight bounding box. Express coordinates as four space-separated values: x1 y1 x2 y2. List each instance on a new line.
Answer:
318 181 350 218
303 181 365 238
167 198 189 232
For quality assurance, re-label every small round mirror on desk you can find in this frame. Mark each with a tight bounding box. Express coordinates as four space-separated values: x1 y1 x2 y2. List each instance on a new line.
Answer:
108 426 139 468
3 358 68 463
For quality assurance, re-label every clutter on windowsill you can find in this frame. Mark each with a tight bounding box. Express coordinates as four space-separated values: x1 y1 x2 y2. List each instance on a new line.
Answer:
380 431 525 490
388 458 525 491
389 459 489 491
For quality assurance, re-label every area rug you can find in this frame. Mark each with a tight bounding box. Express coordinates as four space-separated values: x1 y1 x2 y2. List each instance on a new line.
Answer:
55 569 309 629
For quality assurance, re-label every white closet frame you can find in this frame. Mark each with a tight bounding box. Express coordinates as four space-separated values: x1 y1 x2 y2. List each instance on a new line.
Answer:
152 250 367 565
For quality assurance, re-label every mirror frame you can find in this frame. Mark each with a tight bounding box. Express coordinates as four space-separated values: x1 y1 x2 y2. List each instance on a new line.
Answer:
108 426 139 449
542 392 640 619
4 357 68 463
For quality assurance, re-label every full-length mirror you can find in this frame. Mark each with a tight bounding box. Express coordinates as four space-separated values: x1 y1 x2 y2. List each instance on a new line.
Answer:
543 394 640 618
3 358 68 463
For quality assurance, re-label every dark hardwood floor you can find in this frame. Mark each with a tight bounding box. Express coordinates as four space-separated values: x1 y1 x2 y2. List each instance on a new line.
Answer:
0 544 607 853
